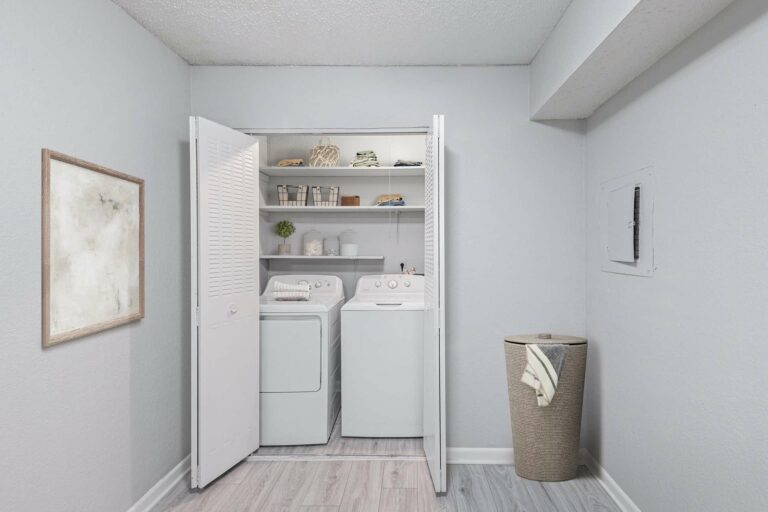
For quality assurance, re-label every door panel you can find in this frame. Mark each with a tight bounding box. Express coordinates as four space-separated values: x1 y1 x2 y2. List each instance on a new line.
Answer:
423 114 446 493
191 116 260 488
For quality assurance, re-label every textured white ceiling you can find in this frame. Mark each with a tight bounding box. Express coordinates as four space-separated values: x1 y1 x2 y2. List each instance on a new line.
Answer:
112 0 572 65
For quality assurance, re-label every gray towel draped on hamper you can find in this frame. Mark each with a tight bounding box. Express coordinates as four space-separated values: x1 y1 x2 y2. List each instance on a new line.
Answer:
521 343 568 407
504 333 587 481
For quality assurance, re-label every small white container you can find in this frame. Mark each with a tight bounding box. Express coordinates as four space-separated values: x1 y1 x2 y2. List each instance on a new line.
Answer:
303 229 323 256
323 237 340 256
339 230 358 257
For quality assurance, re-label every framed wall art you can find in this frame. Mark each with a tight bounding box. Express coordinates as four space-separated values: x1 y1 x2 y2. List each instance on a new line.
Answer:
42 149 144 347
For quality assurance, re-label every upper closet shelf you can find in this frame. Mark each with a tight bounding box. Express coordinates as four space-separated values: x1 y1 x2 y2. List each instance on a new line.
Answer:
260 205 425 213
259 166 424 177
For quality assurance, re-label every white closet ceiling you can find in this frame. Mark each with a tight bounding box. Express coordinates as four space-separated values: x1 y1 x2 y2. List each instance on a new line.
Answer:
112 0 572 65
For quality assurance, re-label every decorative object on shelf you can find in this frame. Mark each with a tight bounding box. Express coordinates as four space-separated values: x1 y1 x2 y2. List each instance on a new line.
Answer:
277 184 308 206
303 229 323 256
277 158 304 167
375 193 406 206
340 195 361 206
311 186 340 207
350 150 379 167
309 137 341 167
41 149 144 347
394 160 422 167
274 220 296 255
323 236 340 256
339 230 359 257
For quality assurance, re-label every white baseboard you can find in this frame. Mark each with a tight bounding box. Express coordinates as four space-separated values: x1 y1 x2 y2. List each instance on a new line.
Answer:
126 455 190 512
446 447 515 465
579 449 641 512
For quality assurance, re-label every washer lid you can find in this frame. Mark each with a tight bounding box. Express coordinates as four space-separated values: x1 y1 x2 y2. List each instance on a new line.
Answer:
504 333 587 345
260 294 342 313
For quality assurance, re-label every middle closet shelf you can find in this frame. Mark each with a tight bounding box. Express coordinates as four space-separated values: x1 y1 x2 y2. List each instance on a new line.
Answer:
259 205 425 213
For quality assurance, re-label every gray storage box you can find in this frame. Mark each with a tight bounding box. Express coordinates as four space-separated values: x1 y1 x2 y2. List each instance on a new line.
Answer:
504 333 587 481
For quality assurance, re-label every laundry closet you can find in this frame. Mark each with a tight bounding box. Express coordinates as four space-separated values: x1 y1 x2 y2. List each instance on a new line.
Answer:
188 116 446 494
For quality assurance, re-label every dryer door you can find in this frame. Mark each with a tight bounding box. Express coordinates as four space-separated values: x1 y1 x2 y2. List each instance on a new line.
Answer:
261 316 322 392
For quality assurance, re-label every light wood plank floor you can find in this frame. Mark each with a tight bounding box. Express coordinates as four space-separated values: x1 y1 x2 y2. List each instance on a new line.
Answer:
151 462 620 512
251 413 424 457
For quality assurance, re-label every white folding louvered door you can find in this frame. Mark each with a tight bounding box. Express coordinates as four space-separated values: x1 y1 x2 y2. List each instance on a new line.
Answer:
423 114 446 493
190 117 261 488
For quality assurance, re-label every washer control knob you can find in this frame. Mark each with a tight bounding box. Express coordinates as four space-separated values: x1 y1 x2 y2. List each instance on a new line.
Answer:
404 281 411 287
388 280 398 289
314 281 322 288
375 281 382 287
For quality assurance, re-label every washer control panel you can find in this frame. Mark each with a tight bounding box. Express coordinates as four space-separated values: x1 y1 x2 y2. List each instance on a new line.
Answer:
355 274 424 299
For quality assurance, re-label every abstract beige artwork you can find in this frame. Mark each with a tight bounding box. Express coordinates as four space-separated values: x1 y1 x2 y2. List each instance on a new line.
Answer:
42 149 144 347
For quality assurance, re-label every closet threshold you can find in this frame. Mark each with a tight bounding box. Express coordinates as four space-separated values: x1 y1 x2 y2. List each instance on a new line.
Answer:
246 454 426 463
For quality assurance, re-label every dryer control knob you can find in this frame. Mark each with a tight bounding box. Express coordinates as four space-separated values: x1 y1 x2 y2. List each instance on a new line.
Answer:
375 281 382 287
388 280 398 289
314 281 322 288
404 281 411 287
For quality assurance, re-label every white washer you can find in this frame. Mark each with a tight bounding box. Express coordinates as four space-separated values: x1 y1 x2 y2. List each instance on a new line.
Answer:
341 274 425 437
260 275 344 446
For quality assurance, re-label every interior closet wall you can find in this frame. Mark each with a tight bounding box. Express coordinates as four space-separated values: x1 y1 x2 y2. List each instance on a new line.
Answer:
584 1 768 510
191 66 587 450
0 1 190 511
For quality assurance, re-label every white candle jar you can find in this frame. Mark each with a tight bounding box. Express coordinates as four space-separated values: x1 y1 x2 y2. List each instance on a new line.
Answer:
339 230 359 257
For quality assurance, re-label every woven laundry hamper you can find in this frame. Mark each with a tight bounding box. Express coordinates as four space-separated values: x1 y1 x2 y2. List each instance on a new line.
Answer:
504 333 587 481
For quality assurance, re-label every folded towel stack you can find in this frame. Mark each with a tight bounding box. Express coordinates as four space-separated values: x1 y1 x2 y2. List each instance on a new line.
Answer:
277 158 304 167
520 344 568 407
350 150 379 167
272 281 311 301
375 193 406 207
394 160 423 167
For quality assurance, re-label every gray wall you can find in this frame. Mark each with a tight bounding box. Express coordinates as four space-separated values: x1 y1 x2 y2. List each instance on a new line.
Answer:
191 66 587 449
584 0 768 510
0 1 190 511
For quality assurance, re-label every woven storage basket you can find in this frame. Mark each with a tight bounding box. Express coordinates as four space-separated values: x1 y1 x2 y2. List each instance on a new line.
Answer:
309 137 340 167
504 333 587 481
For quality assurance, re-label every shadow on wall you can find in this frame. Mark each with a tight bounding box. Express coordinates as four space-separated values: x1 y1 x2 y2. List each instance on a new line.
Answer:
128 139 192 500
590 0 768 129
442 146 456 447
177 138 192 451
581 341 602 460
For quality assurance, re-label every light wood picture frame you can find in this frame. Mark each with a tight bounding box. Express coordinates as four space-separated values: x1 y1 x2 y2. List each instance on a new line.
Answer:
42 149 145 347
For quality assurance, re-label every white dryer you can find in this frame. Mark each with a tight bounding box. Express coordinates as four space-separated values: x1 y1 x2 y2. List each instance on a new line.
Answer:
260 275 344 446
341 274 425 437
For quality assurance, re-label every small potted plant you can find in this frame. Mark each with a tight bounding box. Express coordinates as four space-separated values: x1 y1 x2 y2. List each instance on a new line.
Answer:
274 220 295 255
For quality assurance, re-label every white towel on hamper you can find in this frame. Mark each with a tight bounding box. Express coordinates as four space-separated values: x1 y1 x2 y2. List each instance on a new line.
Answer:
520 344 568 407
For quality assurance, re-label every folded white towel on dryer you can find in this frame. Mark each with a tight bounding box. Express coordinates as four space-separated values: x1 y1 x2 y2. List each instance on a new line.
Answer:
272 290 311 301
273 281 311 293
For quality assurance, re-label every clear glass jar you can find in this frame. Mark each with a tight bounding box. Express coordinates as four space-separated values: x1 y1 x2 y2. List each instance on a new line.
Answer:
339 230 358 257
323 236 339 256
303 229 323 256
